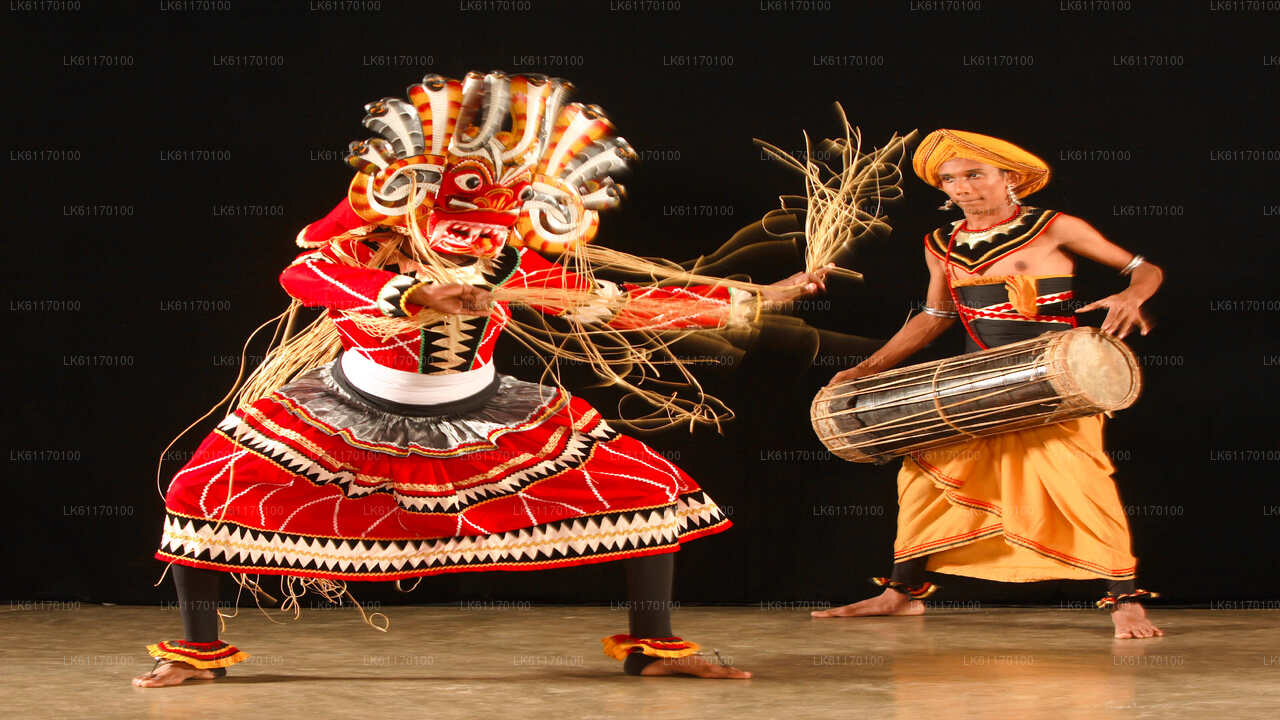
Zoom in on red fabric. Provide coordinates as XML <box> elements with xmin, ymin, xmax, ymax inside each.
<box><xmin>279</xmin><ymin>236</ymin><xmax>436</xmax><ymax>372</ymax></box>
<box><xmin>511</xmin><ymin>247</ymin><xmax>736</xmax><ymax>330</ymax></box>
<box><xmin>154</xmin><ymin>223</ymin><xmax>740</xmax><ymax>581</ymax></box>
<box><xmin>157</xmin><ymin>386</ymin><xmax>730</xmax><ymax>580</ymax></box>
<box><xmin>279</xmin><ymin>239</ymin><xmax>739</xmax><ymax>373</ymax></box>
<box><xmin>298</xmin><ymin>197</ymin><xmax>366</xmax><ymax>247</ymax></box>
<box><xmin>280</xmin><ymin>237</ymin><xmax>409</xmax><ymax>315</ymax></box>
<box><xmin>612</xmin><ymin>283</ymin><xmax>734</xmax><ymax>330</ymax></box>
<box><xmin>165</xmin><ymin>394</ymin><xmax>685</xmax><ymax>539</ymax></box>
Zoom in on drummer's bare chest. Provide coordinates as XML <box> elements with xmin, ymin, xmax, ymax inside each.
<box><xmin>949</xmin><ymin>230</ymin><xmax>1074</xmax><ymax>281</ymax></box>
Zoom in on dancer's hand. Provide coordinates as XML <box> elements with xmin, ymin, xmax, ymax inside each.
<box><xmin>1075</xmin><ymin>292</ymin><xmax>1152</xmax><ymax>339</ymax></box>
<box><xmin>760</xmin><ymin>263</ymin><xmax>834</xmax><ymax>302</ymax></box>
<box><xmin>408</xmin><ymin>284</ymin><xmax>494</xmax><ymax>316</ymax></box>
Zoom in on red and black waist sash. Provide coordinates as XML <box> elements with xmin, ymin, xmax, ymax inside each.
<box><xmin>951</xmin><ymin>276</ymin><xmax>1077</xmax><ymax>350</ymax></box>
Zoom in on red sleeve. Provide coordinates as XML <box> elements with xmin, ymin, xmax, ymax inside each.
<box><xmin>508</xmin><ymin>248</ymin><xmax>750</xmax><ymax>330</ymax></box>
<box><xmin>507</xmin><ymin>247</ymin><xmax>594</xmax><ymax>292</ymax></box>
<box><xmin>279</xmin><ymin>236</ymin><xmax>428</xmax><ymax>318</ymax></box>
<box><xmin>610</xmin><ymin>283</ymin><xmax>740</xmax><ymax>330</ymax></box>
<box><xmin>296</xmin><ymin>197</ymin><xmax>367</xmax><ymax>248</ymax></box>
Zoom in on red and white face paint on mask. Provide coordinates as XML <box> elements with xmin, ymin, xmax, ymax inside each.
<box><xmin>425</xmin><ymin>161</ymin><xmax>531</xmax><ymax>258</ymax></box>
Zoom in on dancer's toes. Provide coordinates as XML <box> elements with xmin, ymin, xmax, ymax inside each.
<box><xmin>1111</xmin><ymin>603</ymin><xmax>1163</xmax><ymax>639</ymax></box>
<box><xmin>132</xmin><ymin>660</ymin><xmax>217</xmax><ymax>688</ymax></box>
<box><xmin>639</xmin><ymin>654</ymin><xmax>752</xmax><ymax>679</ymax></box>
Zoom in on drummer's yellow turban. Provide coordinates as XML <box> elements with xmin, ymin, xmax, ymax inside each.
<box><xmin>913</xmin><ymin>129</ymin><xmax>1050</xmax><ymax>198</ymax></box>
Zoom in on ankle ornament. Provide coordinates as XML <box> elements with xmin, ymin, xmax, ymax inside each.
<box><xmin>1096</xmin><ymin>589</ymin><xmax>1159</xmax><ymax>610</ymax></box>
<box><xmin>145</xmin><ymin>639</ymin><xmax>249</xmax><ymax>670</ymax></box>
<box><xmin>871</xmin><ymin>577</ymin><xmax>939</xmax><ymax>599</ymax></box>
<box><xmin>601</xmin><ymin>634</ymin><xmax>700</xmax><ymax>660</ymax></box>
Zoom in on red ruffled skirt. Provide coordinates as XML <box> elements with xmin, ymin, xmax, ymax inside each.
<box><xmin>156</xmin><ymin>361</ymin><xmax>730</xmax><ymax>580</ymax></box>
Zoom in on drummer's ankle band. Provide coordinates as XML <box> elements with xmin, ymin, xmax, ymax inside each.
<box><xmin>1096</xmin><ymin>589</ymin><xmax>1158</xmax><ymax>610</ymax></box>
<box><xmin>872</xmin><ymin>577</ymin><xmax>939</xmax><ymax>599</ymax></box>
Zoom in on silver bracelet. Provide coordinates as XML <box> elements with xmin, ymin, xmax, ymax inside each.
<box><xmin>922</xmin><ymin>305</ymin><xmax>959</xmax><ymax>319</ymax></box>
<box><xmin>1120</xmin><ymin>255</ymin><xmax>1145</xmax><ymax>276</ymax></box>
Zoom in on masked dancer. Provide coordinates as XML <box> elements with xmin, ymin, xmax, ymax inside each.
<box><xmin>133</xmin><ymin>71</ymin><xmax>831</xmax><ymax>687</ymax></box>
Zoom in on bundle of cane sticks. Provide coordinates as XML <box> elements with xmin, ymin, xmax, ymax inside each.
<box><xmin>756</xmin><ymin>103</ymin><xmax>916</xmax><ymax>279</ymax></box>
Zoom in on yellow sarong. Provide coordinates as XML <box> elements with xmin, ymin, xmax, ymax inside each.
<box><xmin>895</xmin><ymin>414</ymin><xmax>1136</xmax><ymax>582</ymax></box>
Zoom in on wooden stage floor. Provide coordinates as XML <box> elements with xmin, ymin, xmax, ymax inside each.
<box><xmin>2</xmin><ymin>604</ymin><xmax>1276</xmax><ymax>719</ymax></box>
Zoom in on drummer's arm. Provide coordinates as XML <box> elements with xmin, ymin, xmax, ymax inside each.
<box><xmin>826</xmin><ymin>250</ymin><xmax>955</xmax><ymax>386</ymax></box>
<box><xmin>1056</xmin><ymin>214</ymin><xmax>1163</xmax><ymax>338</ymax></box>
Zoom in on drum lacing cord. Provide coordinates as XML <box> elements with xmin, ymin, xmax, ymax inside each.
<box><xmin>928</xmin><ymin>360</ymin><xmax>980</xmax><ymax>439</ymax></box>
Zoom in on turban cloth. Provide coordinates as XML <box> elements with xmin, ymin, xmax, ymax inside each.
<box><xmin>912</xmin><ymin>129</ymin><xmax>1050</xmax><ymax>198</ymax></box>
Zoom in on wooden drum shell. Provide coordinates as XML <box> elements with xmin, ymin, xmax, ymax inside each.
<box><xmin>810</xmin><ymin>328</ymin><xmax>1142</xmax><ymax>464</ymax></box>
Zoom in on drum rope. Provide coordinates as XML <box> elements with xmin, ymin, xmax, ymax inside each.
<box><xmin>822</xmin><ymin>390</ymin><xmax>1055</xmax><ymax>430</ymax></box>
<box><xmin>819</xmin><ymin>345</ymin><xmax>1042</xmax><ymax>402</ymax></box>
<box><xmin>824</xmin><ymin>380</ymin><xmax>1069</xmax><ymax>445</ymax></box>
<box><xmin>816</xmin><ymin>352</ymin><xmax>1062</xmax><ymax>414</ymax></box>
<box><xmin>928</xmin><ymin>359</ymin><xmax>978</xmax><ymax>439</ymax></box>
<box><xmin>819</xmin><ymin>362</ymin><xmax>1046</xmax><ymax>407</ymax></box>
<box><xmin>828</xmin><ymin>398</ymin><xmax>1065</xmax><ymax>447</ymax></box>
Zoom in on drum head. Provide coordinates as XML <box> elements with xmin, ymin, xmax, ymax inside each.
<box><xmin>810</xmin><ymin>385</ymin><xmax>879</xmax><ymax>463</ymax></box>
<box><xmin>1059</xmin><ymin>328</ymin><xmax>1142</xmax><ymax>411</ymax></box>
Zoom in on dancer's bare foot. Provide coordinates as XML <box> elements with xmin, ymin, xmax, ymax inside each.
<box><xmin>1111</xmin><ymin>603</ymin><xmax>1163</xmax><ymax>639</ymax></box>
<box><xmin>131</xmin><ymin>660</ymin><xmax>218</xmax><ymax>688</ymax></box>
<box><xmin>810</xmin><ymin>588</ymin><xmax>926</xmax><ymax>618</ymax></box>
<box><xmin>639</xmin><ymin>654</ymin><xmax>752</xmax><ymax>679</ymax></box>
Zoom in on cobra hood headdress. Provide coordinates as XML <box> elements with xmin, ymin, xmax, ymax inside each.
<box><xmin>332</xmin><ymin>70</ymin><xmax>634</xmax><ymax>258</ymax></box>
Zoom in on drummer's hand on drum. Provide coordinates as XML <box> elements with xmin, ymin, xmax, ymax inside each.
<box><xmin>827</xmin><ymin>364</ymin><xmax>873</xmax><ymax>387</ymax></box>
<box><xmin>1075</xmin><ymin>292</ymin><xmax>1152</xmax><ymax>339</ymax></box>
<box><xmin>760</xmin><ymin>263</ymin><xmax>834</xmax><ymax>303</ymax></box>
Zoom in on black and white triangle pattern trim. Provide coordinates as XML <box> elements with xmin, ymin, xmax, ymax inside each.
<box><xmin>377</xmin><ymin>275</ymin><xmax>419</xmax><ymax>317</ymax></box>
<box><xmin>159</xmin><ymin>492</ymin><xmax>727</xmax><ymax>577</ymax></box>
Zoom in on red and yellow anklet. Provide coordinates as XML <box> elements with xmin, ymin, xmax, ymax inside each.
<box><xmin>146</xmin><ymin>640</ymin><xmax>250</xmax><ymax>670</ymax></box>
<box><xmin>601</xmin><ymin>634</ymin><xmax>700</xmax><ymax>661</ymax></box>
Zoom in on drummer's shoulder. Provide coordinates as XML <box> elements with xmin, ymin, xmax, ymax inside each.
<box><xmin>1039</xmin><ymin>211</ymin><xmax>1105</xmax><ymax>243</ymax></box>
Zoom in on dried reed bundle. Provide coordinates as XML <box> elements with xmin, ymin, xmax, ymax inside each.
<box><xmin>756</xmin><ymin>103</ymin><xmax>916</xmax><ymax>276</ymax></box>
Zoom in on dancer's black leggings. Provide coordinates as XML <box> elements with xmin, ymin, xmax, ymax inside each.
<box><xmin>173</xmin><ymin>564</ymin><xmax>221</xmax><ymax>642</ymax></box>
<box><xmin>889</xmin><ymin>556</ymin><xmax>1137</xmax><ymax>596</ymax></box>
<box><xmin>172</xmin><ymin>553</ymin><xmax>677</xmax><ymax>673</ymax></box>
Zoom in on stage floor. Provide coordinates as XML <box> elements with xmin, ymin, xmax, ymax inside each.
<box><xmin>2</xmin><ymin>605</ymin><xmax>1276</xmax><ymax>719</ymax></box>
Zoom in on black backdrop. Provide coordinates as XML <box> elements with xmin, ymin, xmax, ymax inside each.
<box><xmin>8</xmin><ymin>1</ymin><xmax>1277</xmax><ymax>609</ymax></box>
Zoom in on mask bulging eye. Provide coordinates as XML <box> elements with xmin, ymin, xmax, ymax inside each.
<box><xmin>518</xmin><ymin>187</ymin><xmax>535</xmax><ymax>202</ymax></box>
<box><xmin>455</xmin><ymin>173</ymin><xmax>482</xmax><ymax>191</ymax></box>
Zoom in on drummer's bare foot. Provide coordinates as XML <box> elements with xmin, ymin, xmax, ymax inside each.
<box><xmin>639</xmin><ymin>655</ymin><xmax>752</xmax><ymax>679</ymax></box>
<box><xmin>810</xmin><ymin>588</ymin><xmax>926</xmax><ymax>618</ymax></box>
<box><xmin>132</xmin><ymin>660</ymin><xmax>218</xmax><ymax>688</ymax></box>
<box><xmin>1111</xmin><ymin>603</ymin><xmax>1163</xmax><ymax>639</ymax></box>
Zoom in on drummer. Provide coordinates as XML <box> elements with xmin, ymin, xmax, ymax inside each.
<box><xmin>812</xmin><ymin>130</ymin><xmax>1164</xmax><ymax>639</ymax></box>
